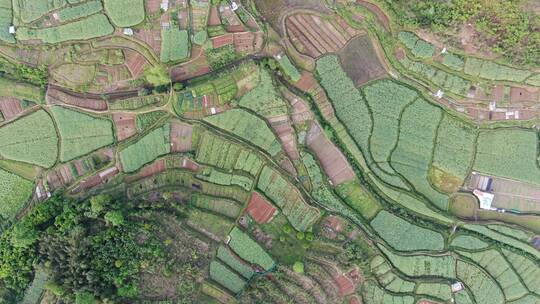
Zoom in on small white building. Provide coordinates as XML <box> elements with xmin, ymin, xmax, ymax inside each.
<box><xmin>473</xmin><ymin>189</ymin><xmax>495</xmax><ymax>210</ymax></box>
<box><xmin>8</xmin><ymin>25</ymin><xmax>15</xmax><ymax>34</ymax></box>
<box><xmin>231</xmin><ymin>1</ymin><xmax>239</xmax><ymax>11</ymax></box>
<box><xmin>161</xmin><ymin>0</ymin><xmax>169</xmax><ymax>11</ymax></box>
<box><xmin>122</xmin><ymin>28</ymin><xmax>134</xmax><ymax>36</ymax></box>
<box><xmin>451</xmin><ymin>282</ymin><xmax>464</xmax><ymax>293</ymax></box>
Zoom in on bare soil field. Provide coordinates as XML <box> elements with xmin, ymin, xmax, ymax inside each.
<box><xmin>281</xmin><ymin>89</ymin><xmax>313</xmax><ymax>125</ymax></box>
<box><xmin>306</xmin><ymin>122</ymin><xmax>355</xmax><ymax>185</ymax></box>
<box><xmin>146</xmin><ymin>0</ymin><xmax>161</xmax><ymax>14</ymax></box>
<box><xmin>124</xmin><ymin>49</ymin><xmax>150</xmax><ymax>79</ymax></box>
<box><xmin>233</xmin><ymin>32</ymin><xmax>256</xmax><ymax>53</ymax></box>
<box><xmin>125</xmin><ymin>159</ymin><xmax>167</xmax><ymax>183</ymax></box>
<box><xmin>286</xmin><ymin>13</ymin><xmax>359</xmax><ymax>58</ymax></box>
<box><xmin>268</xmin><ymin>115</ymin><xmax>300</xmax><ymax>160</ymax></box>
<box><xmin>253</xmin><ymin>0</ymin><xmax>329</xmax><ymax>34</ymax></box>
<box><xmin>510</xmin><ymin>86</ymin><xmax>539</xmax><ymax>103</ymax></box>
<box><xmin>246</xmin><ymin>192</ymin><xmax>278</xmax><ymax>223</ymax></box>
<box><xmin>170</xmin><ymin>122</ymin><xmax>193</xmax><ymax>152</ymax></box>
<box><xmin>338</xmin><ymin>35</ymin><xmax>387</xmax><ymax>86</ymax></box>
<box><xmin>208</xmin><ymin>6</ymin><xmax>221</xmax><ymax>26</ymax></box>
<box><xmin>170</xmin><ymin>48</ymin><xmax>211</xmax><ymax>81</ymax></box>
<box><xmin>211</xmin><ymin>34</ymin><xmax>234</xmax><ymax>48</ymax></box>
<box><xmin>0</xmin><ymin>97</ymin><xmax>24</xmax><ymax>121</ymax></box>
<box><xmin>46</xmin><ymin>87</ymin><xmax>108</xmax><ymax>111</ymax></box>
<box><xmin>136</xmin><ymin>28</ymin><xmax>162</xmax><ymax>56</ymax></box>
<box><xmin>113</xmin><ymin>113</ymin><xmax>137</xmax><ymax>141</ymax></box>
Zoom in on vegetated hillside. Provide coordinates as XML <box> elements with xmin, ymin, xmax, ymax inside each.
<box><xmin>382</xmin><ymin>0</ymin><xmax>540</xmax><ymax>66</ymax></box>
<box><xmin>0</xmin><ymin>0</ymin><xmax>539</xmax><ymax>303</ymax></box>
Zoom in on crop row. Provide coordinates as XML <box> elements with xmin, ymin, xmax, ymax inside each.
<box><xmin>238</xmin><ymin>68</ymin><xmax>288</xmax><ymax>117</ymax></box>
<box><xmin>191</xmin><ymin>194</ymin><xmax>242</xmax><ymax>219</ymax></box>
<box><xmin>17</xmin><ymin>14</ymin><xmax>114</xmax><ymax>43</ymax></box>
<box><xmin>228</xmin><ymin>227</ymin><xmax>274</xmax><ymax>271</ymax></box>
<box><xmin>119</xmin><ymin>124</ymin><xmax>171</xmax><ymax>173</ymax></box>
<box><xmin>203</xmin><ymin>108</ymin><xmax>282</xmax><ymax>156</ymax></box>
<box><xmin>257</xmin><ymin>165</ymin><xmax>321</xmax><ymax>231</ymax></box>
<box><xmin>370</xmin><ymin>210</ymin><xmax>445</xmax><ymax>251</ymax></box>
<box><xmin>195</xmin><ymin>131</ymin><xmax>263</xmax><ymax>176</ymax></box>
<box><xmin>196</xmin><ymin>168</ymin><xmax>253</xmax><ymax>191</ymax></box>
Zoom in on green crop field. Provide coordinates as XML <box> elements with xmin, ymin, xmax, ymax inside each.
<box><xmin>258</xmin><ymin>166</ymin><xmax>321</xmax><ymax>231</ymax></box>
<box><xmin>464</xmin><ymin>57</ymin><xmax>532</xmax><ymax>82</ymax></box>
<box><xmin>204</xmin><ymin>109</ymin><xmax>282</xmax><ymax>156</ymax></box>
<box><xmin>0</xmin><ymin>168</ymin><xmax>33</xmax><ymax>219</ymax></box>
<box><xmin>442</xmin><ymin>53</ymin><xmax>465</xmax><ymax>71</ymax></box>
<box><xmin>391</xmin><ymin>99</ymin><xmax>448</xmax><ymax>210</ymax></box>
<box><xmin>457</xmin><ymin>260</ymin><xmax>505</xmax><ymax>304</ymax></box>
<box><xmin>103</xmin><ymin>0</ymin><xmax>145</xmax><ymax>27</ymax></box>
<box><xmin>363</xmin><ymin>281</ymin><xmax>415</xmax><ymax>304</ymax></box>
<box><xmin>209</xmin><ymin>260</ymin><xmax>246</xmax><ymax>294</ymax></box>
<box><xmin>0</xmin><ymin>110</ymin><xmax>58</xmax><ymax>168</ymax></box>
<box><xmin>191</xmin><ymin>194</ymin><xmax>241</xmax><ymax>219</ymax></box>
<box><xmin>379</xmin><ymin>245</ymin><xmax>456</xmax><ymax>278</ymax></box>
<box><xmin>433</xmin><ymin>114</ymin><xmax>477</xmax><ymax>180</ymax></box>
<box><xmin>51</xmin><ymin>107</ymin><xmax>114</xmax><ymax>162</ymax></box>
<box><xmin>277</xmin><ymin>55</ymin><xmax>301</xmax><ymax>82</ymax></box>
<box><xmin>196</xmin><ymin>131</ymin><xmax>263</xmax><ymax>176</ymax></box>
<box><xmin>17</xmin><ymin>14</ymin><xmax>114</xmax><ymax>43</ymax></box>
<box><xmin>487</xmin><ymin>224</ymin><xmax>531</xmax><ymax>242</ymax></box>
<box><xmin>216</xmin><ymin>246</ymin><xmax>254</xmax><ymax>279</ymax></box>
<box><xmin>502</xmin><ymin>249</ymin><xmax>540</xmax><ymax>295</ymax></box>
<box><xmin>459</xmin><ymin>249</ymin><xmax>528</xmax><ymax>301</ymax></box>
<box><xmin>196</xmin><ymin>169</ymin><xmax>253</xmax><ymax>191</ymax></box>
<box><xmin>239</xmin><ymin>68</ymin><xmax>288</xmax><ymax>117</ymax></box>
<box><xmin>450</xmin><ymin>235</ymin><xmax>488</xmax><ymax>250</ymax></box>
<box><xmin>371</xmin><ymin>210</ymin><xmax>445</xmax><ymax>251</ymax></box>
<box><xmin>14</xmin><ymin>0</ymin><xmax>66</xmax><ymax>23</ymax></box>
<box><xmin>136</xmin><ymin>111</ymin><xmax>167</xmax><ymax>133</ymax></box>
<box><xmin>57</xmin><ymin>0</ymin><xmax>102</xmax><ymax>22</ymax></box>
<box><xmin>228</xmin><ymin>227</ymin><xmax>275</xmax><ymax>271</ymax></box>
<box><xmin>119</xmin><ymin>124</ymin><xmax>171</xmax><ymax>173</ymax></box>
<box><xmin>398</xmin><ymin>31</ymin><xmax>435</xmax><ymax>59</ymax></box>
<box><xmin>474</xmin><ymin>129</ymin><xmax>540</xmax><ymax>185</ymax></box>
<box><xmin>0</xmin><ymin>0</ymin><xmax>14</xmax><ymax>43</ymax></box>
<box><xmin>363</xmin><ymin>79</ymin><xmax>417</xmax><ymax>175</ymax></box>
<box><xmin>416</xmin><ymin>283</ymin><xmax>452</xmax><ymax>301</ymax></box>
<box><xmin>160</xmin><ymin>28</ymin><xmax>190</xmax><ymax>63</ymax></box>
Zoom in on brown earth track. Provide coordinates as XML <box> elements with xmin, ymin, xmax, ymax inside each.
<box><xmin>46</xmin><ymin>87</ymin><xmax>108</xmax><ymax>111</ymax></box>
<box><xmin>356</xmin><ymin>0</ymin><xmax>390</xmax><ymax>32</ymax></box>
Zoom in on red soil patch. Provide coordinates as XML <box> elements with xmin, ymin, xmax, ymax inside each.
<box><xmin>145</xmin><ymin>0</ymin><xmax>161</xmax><ymax>14</ymax></box>
<box><xmin>294</xmin><ymin>72</ymin><xmax>335</xmax><ymax>119</ymax></box>
<box><xmin>280</xmin><ymin>157</ymin><xmax>298</xmax><ymax>177</ymax></box>
<box><xmin>246</xmin><ymin>192</ymin><xmax>277</xmax><ymax>224</ymax></box>
<box><xmin>0</xmin><ymin>97</ymin><xmax>23</xmax><ymax>121</ymax></box>
<box><xmin>233</xmin><ymin>32</ymin><xmax>256</xmax><ymax>53</ymax></box>
<box><xmin>349</xmin><ymin>296</ymin><xmax>363</xmax><ymax>304</ymax></box>
<box><xmin>334</xmin><ymin>273</ymin><xmax>355</xmax><ymax>296</ymax></box>
<box><xmin>510</xmin><ymin>87</ymin><xmax>538</xmax><ymax>103</ymax></box>
<box><xmin>323</xmin><ymin>216</ymin><xmax>344</xmax><ymax>232</ymax></box>
<box><xmin>46</xmin><ymin>87</ymin><xmax>107</xmax><ymax>111</ymax></box>
<box><xmin>306</xmin><ymin>123</ymin><xmax>355</xmax><ymax>185</ymax></box>
<box><xmin>490</xmin><ymin>85</ymin><xmax>505</xmax><ymax>102</ymax></box>
<box><xmin>208</xmin><ymin>6</ymin><xmax>221</xmax><ymax>26</ymax></box>
<box><xmin>211</xmin><ymin>34</ymin><xmax>234</xmax><ymax>48</ymax></box>
<box><xmin>46</xmin><ymin>165</ymin><xmax>75</xmax><ymax>190</ymax></box>
<box><xmin>170</xmin><ymin>122</ymin><xmax>193</xmax><ymax>152</ymax></box>
<box><xmin>286</xmin><ymin>13</ymin><xmax>358</xmax><ymax>58</ymax></box>
<box><xmin>124</xmin><ymin>49</ymin><xmax>150</xmax><ymax>78</ymax></box>
<box><xmin>226</xmin><ymin>25</ymin><xmax>246</xmax><ymax>32</ymax></box>
<box><xmin>356</xmin><ymin>0</ymin><xmax>390</xmax><ymax>31</ymax></box>
<box><xmin>73</xmin><ymin>166</ymin><xmax>119</xmax><ymax>194</ymax></box>
<box><xmin>113</xmin><ymin>112</ymin><xmax>136</xmax><ymax>141</ymax></box>
<box><xmin>395</xmin><ymin>47</ymin><xmax>406</xmax><ymax>60</ymax></box>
